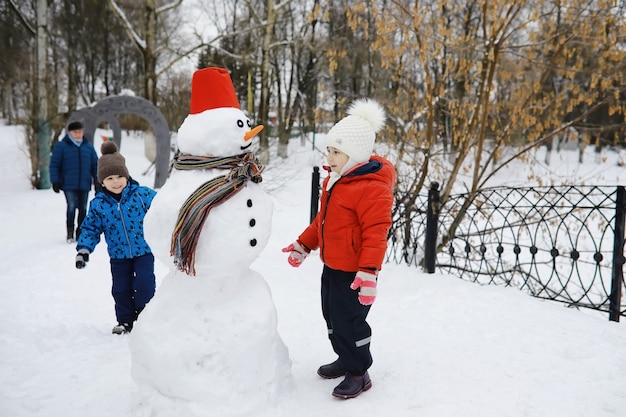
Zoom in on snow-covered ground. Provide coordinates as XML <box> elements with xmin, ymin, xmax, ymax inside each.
<box><xmin>1</xmin><ymin>121</ymin><xmax>626</xmax><ymax>416</ymax></box>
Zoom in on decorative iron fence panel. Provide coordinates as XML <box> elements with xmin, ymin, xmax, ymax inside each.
<box><xmin>387</xmin><ymin>191</ymin><xmax>430</xmax><ymax>267</ymax></box>
<box><xmin>385</xmin><ymin>184</ymin><xmax>626</xmax><ymax>320</ymax></box>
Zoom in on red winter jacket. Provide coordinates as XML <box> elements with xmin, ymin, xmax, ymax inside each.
<box><xmin>298</xmin><ymin>155</ymin><xmax>395</xmax><ymax>272</ymax></box>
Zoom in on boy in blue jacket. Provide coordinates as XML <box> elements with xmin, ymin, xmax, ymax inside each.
<box><xmin>75</xmin><ymin>141</ymin><xmax>157</xmax><ymax>334</ymax></box>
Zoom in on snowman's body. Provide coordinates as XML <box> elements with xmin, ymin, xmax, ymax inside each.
<box><xmin>144</xmin><ymin>167</ymin><xmax>272</xmax><ymax>277</ymax></box>
<box><xmin>129</xmin><ymin>69</ymin><xmax>291</xmax><ymax>416</ymax></box>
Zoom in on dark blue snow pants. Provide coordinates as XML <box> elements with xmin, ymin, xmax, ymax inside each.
<box><xmin>110</xmin><ymin>253</ymin><xmax>156</xmax><ymax>324</ymax></box>
<box><xmin>320</xmin><ymin>265</ymin><xmax>373</xmax><ymax>376</ymax></box>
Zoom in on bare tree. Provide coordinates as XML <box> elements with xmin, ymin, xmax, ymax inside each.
<box><xmin>247</xmin><ymin>0</ymin><xmax>296</xmax><ymax>162</ymax></box>
<box><xmin>195</xmin><ymin>0</ymin><xmax>316</xmax><ymax>162</ymax></box>
<box><xmin>107</xmin><ymin>0</ymin><xmax>205</xmax><ymax>104</ymax></box>
<box><xmin>361</xmin><ymin>0</ymin><xmax>625</xmax><ymax>256</ymax></box>
<box><xmin>34</xmin><ymin>0</ymin><xmax>50</xmax><ymax>189</ymax></box>
<box><xmin>8</xmin><ymin>0</ymin><xmax>52</xmax><ymax>189</ymax></box>
<box><xmin>51</xmin><ymin>0</ymin><xmax>141</xmax><ymax>107</ymax></box>
<box><xmin>270</xmin><ymin>0</ymin><xmax>322</xmax><ymax>158</ymax></box>
<box><xmin>1</xmin><ymin>0</ymin><xmax>32</xmax><ymax>123</ymax></box>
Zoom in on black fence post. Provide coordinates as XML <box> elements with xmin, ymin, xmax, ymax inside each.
<box><xmin>609</xmin><ymin>186</ymin><xmax>625</xmax><ymax>322</ymax></box>
<box><xmin>424</xmin><ymin>182</ymin><xmax>440</xmax><ymax>273</ymax></box>
<box><xmin>310</xmin><ymin>166</ymin><xmax>320</xmax><ymax>224</ymax></box>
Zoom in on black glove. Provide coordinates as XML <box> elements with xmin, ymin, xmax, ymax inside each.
<box><xmin>76</xmin><ymin>249</ymin><xmax>90</xmax><ymax>269</ymax></box>
<box><xmin>52</xmin><ymin>183</ymin><xmax>61</xmax><ymax>193</ymax></box>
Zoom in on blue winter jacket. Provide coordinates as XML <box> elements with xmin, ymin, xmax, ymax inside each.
<box><xmin>50</xmin><ymin>135</ymin><xmax>99</xmax><ymax>191</ymax></box>
<box><xmin>77</xmin><ymin>179</ymin><xmax>157</xmax><ymax>259</ymax></box>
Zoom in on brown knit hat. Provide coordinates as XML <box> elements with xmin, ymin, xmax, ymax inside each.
<box><xmin>98</xmin><ymin>141</ymin><xmax>130</xmax><ymax>183</ymax></box>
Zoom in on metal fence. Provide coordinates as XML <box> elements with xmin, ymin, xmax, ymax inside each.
<box><xmin>387</xmin><ymin>183</ymin><xmax>626</xmax><ymax>321</ymax></box>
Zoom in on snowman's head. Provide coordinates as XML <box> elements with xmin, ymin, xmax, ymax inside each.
<box><xmin>176</xmin><ymin>67</ymin><xmax>263</xmax><ymax>157</ymax></box>
<box><xmin>176</xmin><ymin>108</ymin><xmax>263</xmax><ymax>156</ymax></box>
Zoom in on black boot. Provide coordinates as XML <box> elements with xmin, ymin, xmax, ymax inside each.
<box><xmin>112</xmin><ymin>322</ymin><xmax>133</xmax><ymax>334</ymax></box>
<box><xmin>332</xmin><ymin>371</ymin><xmax>372</xmax><ymax>399</ymax></box>
<box><xmin>317</xmin><ymin>359</ymin><xmax>347</xmax><ymax>379</ymax></box>
<box><xmin>66</xmin><ymin>225</ymin><xmax>75</xmax><ymax>243</ymax></box>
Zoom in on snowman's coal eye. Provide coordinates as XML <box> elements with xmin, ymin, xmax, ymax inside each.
<box><xmin>237</xmin><ymin>120</ymin><xmax>244</xmax><ymax>128</ymax></box>
<box><xmin>247</xmin><ymin>119</ymin><xmax>252</xmax><ymax>128</ymax></box>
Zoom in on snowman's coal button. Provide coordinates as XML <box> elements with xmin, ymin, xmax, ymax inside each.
<box><xmin>247</xmin><ymin>199</ymin><xmax>253</xmax><ymax>207</ymax></box>
<box><xmin>250</xmin><ymin>238</ymin><xmax>257</xmax><ymax>247</ymax></box>
<box><xmin>249</xmin><ymin>218</ymin><xmax>256</xmax><ymax>227</ymax></box>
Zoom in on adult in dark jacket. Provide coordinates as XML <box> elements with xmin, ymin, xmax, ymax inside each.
<box><xmin>49</xmin><ymin>121</ymin><xmax>99</xmax><ymax>242</ymax></box>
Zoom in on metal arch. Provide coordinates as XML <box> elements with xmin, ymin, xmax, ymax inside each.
<box><xmin>66</xmin><ymin>96</ymin><xmax>171</xmax><ymax>188</ymax></box>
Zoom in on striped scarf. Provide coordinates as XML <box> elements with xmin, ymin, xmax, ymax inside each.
<box><xmin>170</xmin><ymin>152</ymin><xmax>264</xmax><ymax>275</ymax></box>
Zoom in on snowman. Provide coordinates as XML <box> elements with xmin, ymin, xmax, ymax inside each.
<box><xmin>129</xmin><ymin>67</ymin><xmax>292</xmax><ymax>417</ymax></box>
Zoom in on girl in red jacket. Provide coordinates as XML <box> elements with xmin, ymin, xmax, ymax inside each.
<box><xmin>283</xmin><ymin>99</ymin><xmax>395</xmax><ymax>399</ymax></box>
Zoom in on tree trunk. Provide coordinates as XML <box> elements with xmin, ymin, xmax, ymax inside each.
<box><xmin>257</xmin><ymin>0</ymin><xmax>277</xmax><ymax>165</ymax></box>
<box><xmin>277</xmin><ymin>127</ymin><xmax>290</xmax><ymax>159</ymax></box>
<box><xmin>144</xmin><ymin>0</ymin><xmax>157</xmax><ymax>104</ymax></box>
<box><xmin>36</xmin><ymin>0</ymin><xmax>51</xmax><ymax>189</ymax></box>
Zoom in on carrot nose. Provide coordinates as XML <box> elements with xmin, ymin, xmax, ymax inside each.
<box><xmin>244</xmin><ymin>125</ymin><xmax>264</xmax><ymax>142</ymax></box>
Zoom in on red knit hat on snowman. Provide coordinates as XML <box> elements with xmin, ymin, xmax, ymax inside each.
<box><xmin>189</xmin><ymin>67</ymin><xmax>240</xmax><ymax>115</ymax></box>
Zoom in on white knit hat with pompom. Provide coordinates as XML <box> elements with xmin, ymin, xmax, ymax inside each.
<box><xmin>324</xmin><ymin>99</ymin><xmax>386</xmax><ymax>163</ymax></box>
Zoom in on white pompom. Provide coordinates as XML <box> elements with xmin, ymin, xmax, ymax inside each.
<box><xmin>347</xmin><ymin>99</ymin><xmax>386</xmax><ymax>133</ymax></box>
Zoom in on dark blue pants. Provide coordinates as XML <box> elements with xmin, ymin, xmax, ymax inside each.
<box><xmin>321</xmin><ymin>265</ymin><xmax>373</xmax><ymax>376</ymax></box>
<box><xmin>63</xmin><ymin>189</ymin><xmax>89</xmax><ymax>229</ymax></box>
<box><xmin>110</xmin><ymin>253</ymin><xmax>156</xmax><ymax>324</ymax></box>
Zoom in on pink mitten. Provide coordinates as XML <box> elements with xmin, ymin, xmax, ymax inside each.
<box><xmin>281</xmin><ymin>241</ymin><xmax>310</xmax><ymax>267</ymax></box>
<box><xmin>350</xmin><ymin>271</ymin><xmax>378</xmax><ymax>305</ymax></box>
